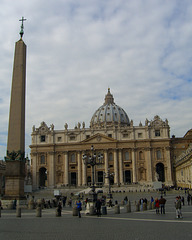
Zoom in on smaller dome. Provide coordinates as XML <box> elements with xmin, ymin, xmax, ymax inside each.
<box><xmin>90</xmin><ymin>89</ymin><xmax>130</xmax><ymax>128</ymax></box>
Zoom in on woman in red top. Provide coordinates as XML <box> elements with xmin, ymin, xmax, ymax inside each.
<box><xmin>155</xmin><ymin>198</ymin><xmax>160</xmax><ymax>214</ymax></box>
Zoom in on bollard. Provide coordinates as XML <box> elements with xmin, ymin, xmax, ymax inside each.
<box><xmin>143</xmin><ymin>203</ymin><xmax>147</xmax><ymax>211</ymax></box>
<box><xmin>126</xmin><ymin>201</ymin><xmax>131</xmax><ymax>213</ymax></box>
<box><xmin>8</xmin><ymin>202</ymin><xmax>14</xmax><ymax>210</ymax></box>
<box><xmin>72</xmin><ymin>206</ymin><xmax>78</xmax><ymax>216</ymax></box>
<box><xmin>36</xmin><ymin>207</ymin><xmax>42</xmax><ymax>217</ymax></box>
<box><xmin>16</xmin><ymin>207</ymin><xmax>21</xmax><ymax>217</ymax></box>
<box><xmin>89</xmin><ymin>206</ymin><xmax>95</xmax><ymax>215</ymax></box>
<box><xmin>101</xmin><ymin>206</ymin><xmax>107</xmax><ymax>215</ymax></box>
<box><xmin>114</xmin><ymin>204</ymin><xmax>120</xmax><ymax>214</ymax></box>
<box><xmin>149</xmin><ymin>202</ymin><xmax>152</xmax><ymax>210</ymax></box>
<box><xmin>28</xmin><ymin>199</ymin><xmax>34</xmax><ymax>210</ymax></box>
<box><xmin>136</xmin><ymin>203</ymin><xmax>140</xmax><ymax>212</ymax></box>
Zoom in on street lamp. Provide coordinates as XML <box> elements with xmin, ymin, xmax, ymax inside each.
<box><xmin>104</xmin><ymin>168</ymin><xmax>114</xmax><ymax>199</ymax></box>
<box><xmin>82</xmin><ymin>145</ymin><xmax>103</xmax><ymax>202</ymax></box>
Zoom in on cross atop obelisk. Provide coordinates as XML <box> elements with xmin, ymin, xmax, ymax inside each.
<box><xmin>19</xmin><ymin>16</ymin><xmax>26</xmax><ymax>39</ymax></box>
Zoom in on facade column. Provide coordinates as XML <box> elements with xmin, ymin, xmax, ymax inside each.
<box><xmin>82</xmin><ymin>158</ymin><xmax>87</xmax><ymax>186</ymax></box>
<box><xmin>77</xmin><ymin>151</ymin><xmax>82</xmax><ymax>186</ymax></box>
<box><xmin>64</xmin><ymin>151</ymin><xmax>69</xmax><ymax>186</ymax></box>
<box><xmin>165</xmin><ymin>147</ymin><xmax>173</xmax><ymax>185</ymax></box>
<box><xmin>114</xmin><ymin>150</ymin><xmax>119</xmax><ymax>185</ymax></box>
<box><xmin>118</xmin><ymin>149</ymin><xmax>124</xmax><ymax>185</ymax></box>
<box><xmin>132</xmin><ymin>148</ymin><xmax>137</xmax><ymax>183</ymax></box>
<box><xmin>31</xmin><ymin>152</ymin><xmax>37</xmax><ymax>190</ymax></box>
<box><xmin>104</xmin><ymin>150</ymin><xmax>109</xmax><ymax>185</ymax></box>
<box><xmin>146</xmin><ymin>147</ymin><xmax>153</xmax><ymax>183</ymax></box>
<box><xmin>49</xmin><ymin>152</ymin><xmax>55</xmax><ymax>188</ymax></box>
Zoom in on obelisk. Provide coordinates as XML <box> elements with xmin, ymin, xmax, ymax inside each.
<box><xmin>3</xmin><ymin>17</ymin><xmax>27</xmax><ymax>202</ymax></box>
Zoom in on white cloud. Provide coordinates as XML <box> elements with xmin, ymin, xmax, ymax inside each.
<box><xmin>1</xmin><ymin>0</ymin><xmax>192</xmax><ymax>159</ymax></box>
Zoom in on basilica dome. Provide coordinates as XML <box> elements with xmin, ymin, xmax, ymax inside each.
<box><xmin>90</xmin><ymin>89</ymin><xmax>130</xmax><ymax>128</ymax></box>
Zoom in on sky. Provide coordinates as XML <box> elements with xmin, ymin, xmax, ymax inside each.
<box><xmin>1</xmin><ymin>0</ymin><xmax>192</xmax><ymax>159</ymax></box>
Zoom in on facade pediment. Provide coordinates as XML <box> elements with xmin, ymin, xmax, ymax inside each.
<box><xmin>81</xmin><ymin>133</ymin><xmax>116</xmax><ymax>144</ymax></box>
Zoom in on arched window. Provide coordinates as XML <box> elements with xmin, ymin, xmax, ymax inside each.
<box><xmin>40</xmin><ymin>155</ymin><xmax>45</xmax><ymax>164</ymax></box>
<box><xmin>139</xmin><ymin>151</ymin><xmax>144</xmax><ymax>160</ymax></box>
<box><xmin>71</xmin><ymin>153</ymin><xmax>76</xmax><ymax>163</ymax></box>
<box><xmin>125</xmin><ymin>151</ymin><xmax>129</xmax><ymax>161</ymax></box>
<box><xmin>109</xmin><ymin>152</ymin><xmax>113</xmax><ymax>161</ymax></box>
<box><xmin>156</xmin><ymin>150</ymin><xmax>161</xmax><ymax>160</ymax></box>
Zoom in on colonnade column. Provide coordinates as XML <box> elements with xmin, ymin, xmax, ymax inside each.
<box><xmin>104</xmin><ymin>150</ymin><xmax>109</xmax><ymax>185</ymax></box>
<box><xmin>119</xmin><ymin>149</ymin><xmax>124</xmax><ymax>185</ymax></box>
<box><xmin>82</xmin><ymin>157</ymin><xmax>87</xmax><ymax>186</ymax></box>
<box><xmin>118</xmin><ymin>149</ymin><xmax>124</xmax><ymax>185</ymax></box>
<box><xmin>77</xmin><ymin>151</ymin><xmax>82</xmax><ymax>186</ymax></box>
<box><xmin>64</xmin><ymin>151</ymin><xmax>69</xmax><ymax>186</ymax></box>
<box><xmin>165</xmin><ymin>147</ymin><xmax>173</xmax><ymax>185</ymax></box>
<box><xmin>132</xmin><ymin>149</ymin><xmax>137</xmax><ymax>183</ymax></box>
<box><xmin>114</xmin><ymin>150</ymin><xmax>119</xmax><ymax>185</ymax></box>
<box><xmin>49</xmin><ymin>152</ymin><xmax>55</xmax><ymax>188</ymax></box>
<box><xmin>146</xmin><ymin>147</ymin><xmax>152</xmax><ymax>183</ymax></box>
<box><xmin>31</xmin><ymin>152</ymin><xmax>37</xmax><ymax>190</ymax></box>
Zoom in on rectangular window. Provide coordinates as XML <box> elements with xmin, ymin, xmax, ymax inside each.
<box><xmin>138</xmin><ymin>133</ymin><xmax>142</xmax><ymax>138</ymax></box>
<box><xmin>123</xmin><ymin>134</ymin><xmax>128</xmax><ymax>138</ymax></box>
<box><xmin>108</xmin><ymin>134</ymin><xmax>112</xmax><ymax>138</ymax></box>
<box><xmin>57</xmin><ymin>137</ymin><xmax>62</xmax><ymax>142</ymax></box>
<box><xmin>69</xmin><ymin>136</ymin><xmax>76</xmax><ymax>141</ymax></box>
<box><xmin>155</xmin><ymin>130</ymin><xmax>160</xmax><ymax>137</ymax></box>
<box><xmin>86</xmin><ymin>135</ymin><xmax>90</xmax><ymax>139</ymax></box>
<box><xmin>40</xmin><ymin>135</ymin><xmax>45</xmax><ymax>142</ymax></box>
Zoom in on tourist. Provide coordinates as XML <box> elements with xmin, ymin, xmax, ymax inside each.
<box><xmin>140</xmin><ymin>198</ymin><xmax>144</xmax><ymax>211</ymax></box>
<box><xmin>155</xmin><ymin>198</ymin><xmax>160</xmax><ymax>214</ymax></box>
<box><xmin>187</xmin><ymin>194</ymin><xmax>191</xmax><ymax>205</ymax></box>
<box><xmin>181</xmin><ymin>196</ymin><xmax>185</xmax><ymax>206</ymax></box>
<box><xmin>68</xmin><ymin>198</ymin><xmax>72</xmax><ymax>207</ymax></box>
<box><xmin>57</xmin><ymin>202</ymin><xmax>62</xmax><ymax>216</ymax></box>
<box><xmin>124</xmin><ymin>196</ymin><xmax>128</xmax><ymax>204</ymax></box>
<box><xmin>13</xmin><ymin>199</ymin><xmax>17</xmax><ymax>209</ymax></box>
<box><xmin>159</xmin><ymin>196</ymin><xmax>166</xmax><ymax>214</ymax></box>
<box><xmin>175</xmin><ymin>196</ymin><xmax>182</xmax><ymax>219</ymax></box>
<box><xmin>95</xmin><ymin>199</ymin><xmax>102</xmax><ymax>217</ymax></box>
<box><xmin>76</xmin><ymin>200</ymin><xmax>82</xmax><ymax>218</ymax></box>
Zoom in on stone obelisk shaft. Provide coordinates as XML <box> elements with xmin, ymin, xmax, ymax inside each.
<box><xmin>7</xmin><ymin>39</ymin><xmax>26</xmax><ymax>153</ymax></box>
<box><xmin>3</xmin><ymin>39</ymin><xmax>26</xmax><ymax>201</ymax></box>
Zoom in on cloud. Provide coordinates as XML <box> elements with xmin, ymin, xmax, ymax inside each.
<box><xmin>1</xmin><ymin>0</ymin><xmax>192</xmax><ymax>159</ymax></box>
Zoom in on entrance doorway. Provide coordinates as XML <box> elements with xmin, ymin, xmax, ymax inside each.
<box><xmin>39</xmin><ymin>167</ymin><xmax>47</xmax><ymax>187</ymax></box>
<box><xmin>125</xmin><ymin>170</ymin><xmax>131</xmax><ymax>183</ymax></box>
<box><xmin>156</xmin><ymin>163</ymin><xmax>165</xmax><ymax>182</ymax></box>
<box><xmin>70</xmin><ymin>172</ymin><xmax>77</xmax><ymax>186</ymax></box>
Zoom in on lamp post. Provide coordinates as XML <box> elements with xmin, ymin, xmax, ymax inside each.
<box><xmin>104</xmin><ymin>168</ymin><xmax>114</xmax><ymax>200</ymax></box>
<box><xmin>82</xmin><ymin>145</ymin><xmax>103</xmax><ymax>202</ymax></box>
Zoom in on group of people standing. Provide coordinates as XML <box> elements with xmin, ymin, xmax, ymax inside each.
<box><xmin>152</xmin><ymin>196</ymin><xmax>167</xmax><ymax>214</ymax></box>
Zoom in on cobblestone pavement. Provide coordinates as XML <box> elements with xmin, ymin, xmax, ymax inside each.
<box><xmin>0</xmin><ymin>191</ymin><xmax>192</xmax><ymax>240</ymax></box>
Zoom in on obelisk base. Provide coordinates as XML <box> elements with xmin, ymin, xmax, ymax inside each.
<box><xmin>3</xmin><ymin>160</ymin><xmax>26</xmax><ymax>200</ymax></box>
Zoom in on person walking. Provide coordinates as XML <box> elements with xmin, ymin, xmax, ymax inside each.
<box><xmin>159</xmin><ymin>196</ymin><xmax>166</xmax><ymax>214</ymax></box>
<box><xmin>155</xmin><ymin>198</ymin><xmax>160</xmax><ymax>214</ymax></box>
<box><xmin>187</xmin><ymin>194</ymin><xmax>191</xmax><ymax>205</ymax></box>
<box><xmin>76</xmin><ymin>200</ymin><xmax>82</xmax><ymax>218</ymax></box>
<box><xmin>95</xmin><ymin>199</ymin><xmax>102</xmax><ymax>217</ymax></box>
<box><xmin>175</xmin><ymin>196</ymin><xmax>182</xmax><ymax>219</ymax></box>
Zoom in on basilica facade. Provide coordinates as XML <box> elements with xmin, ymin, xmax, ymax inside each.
<box><xmin>30</xmin><ymin>89</ymin><xmax>192</xmax><ymax>190</ymax></box>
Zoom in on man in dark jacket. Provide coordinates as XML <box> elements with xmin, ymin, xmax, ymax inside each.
<box><xmin>159</xmin><ymin>196</ymin><xmax>166</xmax><ymax>214</ymax></box>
